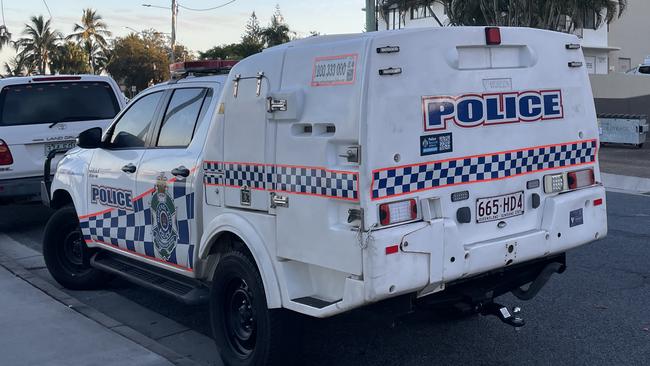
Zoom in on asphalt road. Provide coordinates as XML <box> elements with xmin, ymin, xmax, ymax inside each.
<box><xmin>1</xmin><ymin>191</ymin><xmax>649</xmax><ymax>365</ymax></box>
<box><xmin>599</xmin><ymin>142</ymin><xmax>650</xmax><ymax>179</ymax></box>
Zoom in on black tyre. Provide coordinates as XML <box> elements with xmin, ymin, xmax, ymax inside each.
<box><xmin>43</xmin><ymin>205</ymin><xmax>111</xmax><ymax>290</ymax></box>
<box><xmin>210</xmin><ymin>251</ymin><xmax>299</xmax><ymax>366</ymax></box>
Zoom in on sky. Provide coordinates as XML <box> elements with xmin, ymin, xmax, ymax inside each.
<box><xmin>0</xmin><ymin>0</ymin><xmax>366</xmax><ymax>66</ymax></box>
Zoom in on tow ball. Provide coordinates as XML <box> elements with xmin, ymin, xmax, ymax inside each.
<box><xmin>480</xmin><ymin>302</ymin><xmax>525</xmax><ymax>328</ymax></box>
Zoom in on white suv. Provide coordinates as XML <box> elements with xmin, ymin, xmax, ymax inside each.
<box><xmin>0</xmin><ymin>75</ymin><xmax>125</xmax><ymax>203</ymax></box>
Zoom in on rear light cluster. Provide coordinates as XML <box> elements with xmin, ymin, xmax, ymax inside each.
<box><xmin>544</xmin><ymin>168</ymin><xmax>595</xmax><ymax>194</ymax></box>
<box><xmin>379</xmin><ymin>199</ymin><xmax>417</xmax><ymax>226</ymax></box>
<box><xmin>0</xmin><ymin>139</ymin><xmax>13</xmax><ymax>166</ymax></box>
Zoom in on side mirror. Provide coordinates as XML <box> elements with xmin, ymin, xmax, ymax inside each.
<box><xmin>76</xmin><ymin>127</ymin><xmax>103</xmax><ymax>149</ymax></box>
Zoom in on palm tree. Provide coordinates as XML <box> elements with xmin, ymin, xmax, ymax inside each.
<box><xmin>0</xmin><ymin>25</ymin><xmax>11</xmax><ymax>50</ymax></box>
<box><xmin>67</xmin><ymin>8</ymin><xmax>112</xmax><ymax>74</ymax></box>
<box><xmin>3</xmin><ymin>55</ymin><xmax>32</xmax><ymax>77</ymax></box>
<box><xmin>15</xmin><ymin>15</ymin><xmax>61</xmax><ymax>74</ymax></box>
<box><xmin>378</xmin><ymin>0</ymin><xmax>627</xmax><ymax>31</ymax></box>
<box><xmin>260</xmin><ymin>6</ymin><xmax>291</xmax><ymax>47</ymax></box>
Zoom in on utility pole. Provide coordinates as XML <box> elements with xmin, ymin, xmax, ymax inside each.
<box><xmin>171</xmin><ymin>0</ymin><xmax>177</xmax><ymax>63</ymax></box>
<box><xmin>365</xmin><ymin>0</ymin><xmax>377</xmax><ymax>32</ymax></box>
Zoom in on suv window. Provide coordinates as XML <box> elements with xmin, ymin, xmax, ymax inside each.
<box><xmin>639</xmin><ymin>66</ymin><xmax>650</xmax><ymax>74</ymax></box>
<box><xmin>157</xmin><ymin>88</ymin><xmax>209</xmax><ymax>147</ymax></box>
<box><xmin>108</xmin><ymin>91</ymin><xmax>163</xmax><ymax>149</ymax></box>
<box><xmin>0</xmin><ymin>81</ymin><xmax>120</xmax><ymax>126</ymax></box>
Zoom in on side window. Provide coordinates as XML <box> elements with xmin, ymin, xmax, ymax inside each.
<box><xmin>108</xmin><ymin>91</ymin><xmax>163</xmax><ymax>149</ymax></box>
<box><xmin>156</xmin><ymin>88</ymin><xmax>210</xmax><ymax>148</ymax></box>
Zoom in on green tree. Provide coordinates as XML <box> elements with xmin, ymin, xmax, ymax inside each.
<box><xmin>106</xmin><ymin>34</ymin><xmax>169</xmax><ymax>92</ymax></box>
<box><xmin>2</xmin><ymin>55</ymin><xmax>33</xmax><ymax>77</ymax></box>
<box><xmin>240</xmin><ymin>12</ymin><xmax>264</xmax><ymax>57</ymax></box>
<box><xmin>50</xmin><ymin>42</ymin><xmax>91</xmax><ymax>74</ymax></box>
<box><xmin>15</xmin><ymin>15</ymin><xmax>62</xmax><ymax>74</ymax></box>
<box><xmin>260</xmin><ymin>5</ymin><xmax>291</xmax><ymax>47</ymax></box>
<box><xmin>199</xmin><ymin>43</ymin><xmax>243</xmax><ymax>60</ymax></box>
<box><xmin>67</xmin><ymin>8</ymin><xmax>112</xmax><ymax>74</ymax></box>
<box><xmin>378</xmin><ymin>0</ymin><xmax>626</xmax><ymax>31</ymax></box>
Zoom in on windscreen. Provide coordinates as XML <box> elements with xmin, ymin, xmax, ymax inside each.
<box><xmin>0</xmin><ymin>81</ymin><xmax>120</xmax><ymax>126</ymax></box>
<box><xmin>638</xmin><ymin>66</ymin><xmax>650</xmax><ymax>74</ymax></box>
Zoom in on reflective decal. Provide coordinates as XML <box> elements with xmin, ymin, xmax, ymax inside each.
<box><xmin>372</xmin><ymin>140</ymin><xmax>597</xmax><ymax>201</ymax></box>
<box><xmin>311</xmin><ymin>54</ymin><xmax>358</xmax><ymax>87</ymax></box>
<box><xmin>423</xmin><ymin>90</ymin><xmax>564</xmax><ymax>131</ymax></box>
<box><xmin>420</xmin><ymin>133</ymin><xmax>453</xmax><ymax>156</ymax></box>
<box><xmin>91</xmin><ymin>185</ymin><xmax>134</xmax><ymax>211</ymax></box>
<box><xmin>150</xmin><ymin>174</ymin><xmax>179</xmax><ymax>261</ymax></box>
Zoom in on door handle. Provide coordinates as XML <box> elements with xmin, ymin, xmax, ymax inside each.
<box><xmin>121</xmin><ymin>164</ymin><xmax>137</xmax><ymax>174</ymax></box>
<box><xmin>171</xmin><ymin>166</ymin><xmax>190</xmax><ymax>178</ymax></box>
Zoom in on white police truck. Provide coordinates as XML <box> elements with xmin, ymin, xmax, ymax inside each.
<box><xmin>42</xmin><ymin>27</ymin><xmax>607</xmax><ymax>366</ymax></box>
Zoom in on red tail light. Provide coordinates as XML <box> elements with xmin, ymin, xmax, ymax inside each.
<box><xmin>594</xmin><ymin>198</ymin><xmax>603</xmax><ymax>206</ymax></box>
<box><xmin>379</xmin><ymin>199</ymin><xmax>417</xmax><ymax>226</ymax></box>
<box><xmin>567</xmin><ymin>168</ymin><xmax>595</xmax><ymax>190</ymax></box>
<box><xmin>0</xmin><ymin>139</ymin><xmax>13</xmax><ymax>166</ymax></box>
<box><xmin>485</xmin><ymin>27</ymin><xmax>501</xmax><ymax>45</ymax></box>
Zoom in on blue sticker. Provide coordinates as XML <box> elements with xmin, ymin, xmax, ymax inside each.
<box><xmin>420</xmin><ymin>133</ymin><xmax>453</xmax><ymax>156</ymax></box>
<box><xmin>570</xmin><ymin>208</ymin><xmax>584</xmax><ymax>227</ymax></box>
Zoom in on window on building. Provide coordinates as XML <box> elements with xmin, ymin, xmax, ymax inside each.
<box><xmin>583</xmin><ymin>9</ymin><xmax>597</xmax><ymax>30</ymax></box>
<box><xmin>410</xmin><ymin>6</ymin><xmax>431</xmax><ymax>20</ymax></box>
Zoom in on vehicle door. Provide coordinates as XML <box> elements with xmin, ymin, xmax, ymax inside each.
<box><xmin>135</xmin><ymin>86</ymin><xmax>214</xmax><ymax>272</ymax></box>
<box><xmin>83</xmin><ymin>90</ymin><xmax>165</xmax><ymax>251</ymax></box>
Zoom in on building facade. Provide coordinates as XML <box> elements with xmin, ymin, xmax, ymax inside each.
<box><xmin>376</xmin><ymin>2</ymin><xmax>646</xmax><ymax>75</ymax></box>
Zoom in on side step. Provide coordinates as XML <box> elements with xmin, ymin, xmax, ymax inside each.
<box><xmin>91</xmin><ymin>251</ymin><xmax>209</xmax><ymax>305</ymax></box>
<box><xmin>292</xmin><ymin>296</ymin><xmax>339</xmax><ymax>309</ymax></box>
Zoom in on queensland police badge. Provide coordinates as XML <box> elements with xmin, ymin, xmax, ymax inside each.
<box><xmin>150</xmin><ymin>174</ymin><xmax>178</xmax><ymax>260</ymax></box>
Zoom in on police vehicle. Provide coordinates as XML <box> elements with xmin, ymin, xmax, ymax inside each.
<box><xmin>42</xmin><ymin>28</ymin><xmax>607</xmax><ymax>366</ymax></box>
<box><xmin>0</xmin><ymin>75</ymin><xmax>124</xmax><ymax>204</ymax></box>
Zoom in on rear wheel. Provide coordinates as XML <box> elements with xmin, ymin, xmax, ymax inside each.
<box><xmin>210</xmin><ymin>251</ymin><xmax>299</xmax><ymax>366</ymax></box>
<box><xmin>43</xmin><ymin>205</ymin><xmax>111</xmax><ymax>290</ymax></box>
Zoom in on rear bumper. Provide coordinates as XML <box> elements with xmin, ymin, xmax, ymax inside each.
<box><xmin>364</xmin><ymin>185</ymin><xmax>607</xmax><ymax>303</ymax></box>
<box><xmin>0</xmin><ymin>176</ymin><xmax>42</xmax><ymax>202</ymax></box>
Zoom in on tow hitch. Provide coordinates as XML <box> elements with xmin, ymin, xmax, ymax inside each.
<box><xmin>480</xmin><ymin>302</ymin><xmax>525</xmax><ymax>328</ymax></box>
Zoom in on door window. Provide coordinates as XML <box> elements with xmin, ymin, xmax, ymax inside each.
<box><xmin>108</xmin><ymin>91</ymin><xmax>163</xmax><ymax>149</ymax></box>
<box><xmin>156</xmin><ymin>88</ymin><xmax>210</xmax><ymax>147</ymax></box>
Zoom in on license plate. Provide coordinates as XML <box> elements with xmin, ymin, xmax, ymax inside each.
<box><xmin>476</xmin><ymin>191</ymin><xmax>524</xmax><ymax>223</ymax></box>
<box><xmin>44</xmin><ymin>141</ymin><xmax>76</xmax><ymax>155</ymax></box>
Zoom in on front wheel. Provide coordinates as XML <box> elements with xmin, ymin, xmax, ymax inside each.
<box><xmin>210</xmin><ymin>251</ymin><xmax>299</xmax><ymax>366</ymax></box>
<box><xmin>43</xmin><ymin>205</ymin><xmax>111</xmax><ymax>290</ymax></box>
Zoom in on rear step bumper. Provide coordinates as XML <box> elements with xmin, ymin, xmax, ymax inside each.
<box><xmin>91</xmin><ymin>251</ymin><xmax>209</xmax><ymax>305</ymax></box>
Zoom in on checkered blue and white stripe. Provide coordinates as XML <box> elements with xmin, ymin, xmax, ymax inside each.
<box><xmin>80</xmin><ymin>180</ymin><xmax>196</xmax><ymax>269</ymax></box>
<box><xmin>203</xmin><ymin>162</ymin><xmax>359</xmax><ymax>201</ymax></box>
<box><xmin>371</xmin><ymin>140</ymin><xmax>597</xmax><ymax>200</ymax></box>
<box><xmin>223</xmin><ymin>162</ymin><xmax>267</xmax><ymax>190</ymax></box>
<box><xmin>203</xmin><ymin>161</ymin><xmax>222</xmax><ymax>186</ymax></box>
<box><xmin>272</xmin><ymin>166</ymin><xmax>358</xmax><ymax>200</ymax></box>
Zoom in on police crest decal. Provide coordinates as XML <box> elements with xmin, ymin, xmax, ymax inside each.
<box><xmin>150</xmin><ymin>174</ymin><xmax>178</xmax><ymax>261</ymax></box>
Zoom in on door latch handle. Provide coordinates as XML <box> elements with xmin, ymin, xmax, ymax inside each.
<box><xmin>171</xmin><ymin>166</ymin><xmax>190</xmax><ymax>178</ymax></box>
<box><xmin>270</xmin><ymin>192</ymin><xmax>289</xmax><ymax>208</ymax></box>
<box><xmin>121</xmin><ymin>164</ymin><xmax>137</xmax><ymax>174</ymax></box>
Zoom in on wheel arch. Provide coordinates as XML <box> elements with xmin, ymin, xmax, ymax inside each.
<box><xmin>51</xmin><ymin>189</ymin><xmax>74</xmax><ymax>210</ymax></box>
<box><xmin>199</xmin><ymin>213</ymin><xmax>282</xmax><ymax>309</ymax></box>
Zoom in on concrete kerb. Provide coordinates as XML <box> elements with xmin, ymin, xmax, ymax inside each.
<box><xmin>0</xmin><ymin>241</ymin><xmax>198</xmax><ymax>366</ymax></box>
<box><xmin>602</xmin><ymin>173</ymin><xmax>650</xmax><ymax>195</ymax></box>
